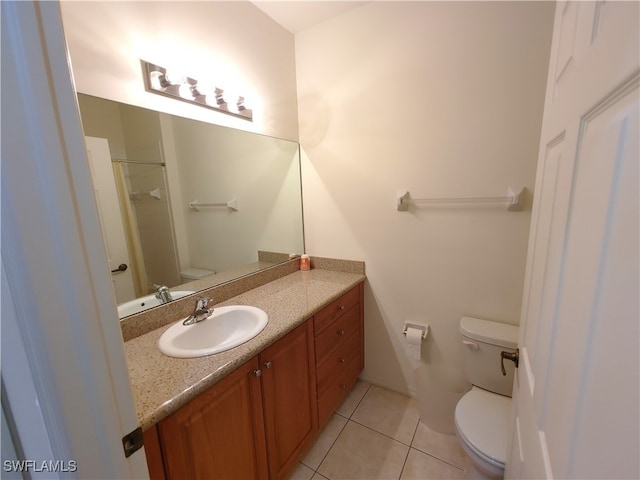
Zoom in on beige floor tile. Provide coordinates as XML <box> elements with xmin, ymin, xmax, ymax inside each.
<box><xmin>411</xmin><ymin>421</ymin><xmax>467</xmax><ymax>469</ymax></box>
<box><xmin>318</xmin><ymin>421</ymin><xmax>409</xmax><ymax>480</ymax></box>
<box><xmin>351</xmin><ymin>385</ymin><xmax>420</xmax><ymax>445</ymax></box>
<box><xmin>311</xmin><ymin>474</ymin><xmax>330</xmax><ymax>480</ymax></box>
<box><xmin>336</xmin><ymin>379</ymin><xmax>371</xmax><ymax>417</ymax></box>
<box><xmin>301</xmin><ymin>413</ymin><xmax>348</xmax><ymax>470</ymax></box>
<box><xmin>286</xmin><ymin>462</ymin><xmax>315</xmax><ymax>480</ymax></box>
<box><xmin>400</xmin><ymin>448</ymin><xmax>465</xmax><ymax>480</ymax></box>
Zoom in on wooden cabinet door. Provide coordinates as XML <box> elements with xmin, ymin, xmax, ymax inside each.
<box><xmin>260</xmin><ymin>320</ymin><xmax>318</xmax><ymax>479</ymax></box>
<box><xmin>143</xmin><ymin>425</ymin><xmax>166</xmax><ymax>480</ymax></box>
<box><xmin>158</xmin><ymin>357</ymin><xmax>268</xmax><ymax>480</ymax></box>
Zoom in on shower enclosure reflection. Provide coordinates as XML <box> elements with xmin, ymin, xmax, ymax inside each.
<box><xmin>78</xmin><ymin>94</ymin><xmax>304</xmax><ymax>317</ymax></box>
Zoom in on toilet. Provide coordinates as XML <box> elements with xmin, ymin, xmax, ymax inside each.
<box><xmin>180</xmin><ymin>267</ymin><xmax>215</xmax><ymax>284</ymax></box>
<box><xmin>454</xmin><ymin>316</ymin><xmax>519</xmax><ymax>479</ymax></box>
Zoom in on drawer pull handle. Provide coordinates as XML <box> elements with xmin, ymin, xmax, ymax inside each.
<box><xmin>337</xmin><ymin>330</ymin><xmax>346</xmax><ymax>336</ymax></box>
<box><xmin>340</xmin><ymin>384</ymin><xmax>347</xmax><ymax>389</ymax></box>
<box><xmin>264</xmin><ymin>361</ymin><xmax>273</xmax><ymax>369</ymax></box>
<box><xmin>339</xmin><ymin>357</ymin><xmax>346</xmax><ymax>364</ymax></box>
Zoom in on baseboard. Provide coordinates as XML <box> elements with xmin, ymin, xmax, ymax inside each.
<box><xmin>358</xmin><ymin>373</ymin><xmax>417</xmax><ymax>399</ymax></box>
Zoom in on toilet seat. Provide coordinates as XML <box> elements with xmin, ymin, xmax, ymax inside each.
<box><xmin>454</xmin><ymin>387</ymin><xmax>511</xmax><ymax>469</ymax></box>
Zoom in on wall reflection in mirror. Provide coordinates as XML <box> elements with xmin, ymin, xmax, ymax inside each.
<box><xmin>78</xmin><ymin>94</ymin><xmax>304</xmax><ymax>318</ymax></box>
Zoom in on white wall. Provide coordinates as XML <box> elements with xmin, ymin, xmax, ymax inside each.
<box><xmin>60</xmin><ymin>1</ymin><xmax>299</xmax><ymax>141</ymax></box>
<box><xmin>296</xmin><ymin>2</ymin><xmax>554</xmax><ymax>395</ymax></box>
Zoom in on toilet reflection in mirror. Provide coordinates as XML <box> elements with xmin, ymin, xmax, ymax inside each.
<box><xmin>78</xmin><ymin>94</ymin><xmax>304</xmax><ymax>318</ymax></box>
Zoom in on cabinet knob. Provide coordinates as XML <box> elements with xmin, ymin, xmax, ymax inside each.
<box><xmin>339</xmin><ymin>357</ymin><xmax>346</xmax><ymax>364</ymax></box>
<box><xmin>337</xmin><ymin>329</ymin><xmax>346</xmax><ymax>336</ymax></box>
<box><xmin>253</xmin><ymin>369</ymin><xmax>262</xmax><ymax>378</ymax></box>
<box><xmin>264</xmin><ymin>361</ymin><xmax>273</xmax><ymax>369</ymax></box>
<box><xmin>339</xmin><ymin>305</ymin><xmax>345</xmax><ymax>311</ymax></box>
<box><xmin>340</xmin><ymin>384</ymin><xmax>347</xmax><ymax>389</ymax></box>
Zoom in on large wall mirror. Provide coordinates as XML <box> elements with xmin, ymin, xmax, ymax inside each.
<box><xmin>77</xmin><ymin>94</ymin><xmax>304</xmax><ymax>318</ymax></box>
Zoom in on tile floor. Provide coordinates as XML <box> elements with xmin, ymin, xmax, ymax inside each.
<box><xmin>288</xmin><ymin>381</ymin><xmax>468</xmax><ymax>480</ymax></box>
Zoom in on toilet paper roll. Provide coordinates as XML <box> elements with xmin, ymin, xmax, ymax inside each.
<box><xmin>405</xmin><ymin>327</ymin><xmax>423</xmax><ymax>360</ymax></box>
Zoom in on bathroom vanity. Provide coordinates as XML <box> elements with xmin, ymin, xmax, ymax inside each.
<box><xmin>122</xmin><ymin>265</ymin><xmax>364</xmax><ymax>480</ymax></box>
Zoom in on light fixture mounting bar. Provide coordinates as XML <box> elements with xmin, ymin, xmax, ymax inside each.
<box><xmin>141</xmin><ymin>60</ymin><xmax>253</xmax><ymax>121</ymax></box>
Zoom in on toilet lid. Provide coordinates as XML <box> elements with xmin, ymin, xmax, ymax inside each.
<box><xmin>180</xmin><ymin>268</ymin><xmax>215</xmax><ymax>279</ymax></box>
<box><xmin>455</xmin><ymin>388</ymin><xmax>511</xmax><ymax>467</ymax></box>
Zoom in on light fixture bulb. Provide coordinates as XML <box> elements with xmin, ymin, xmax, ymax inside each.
<box><xmin>205</xmin><ymin>95</ymin><xmax>222</xmax><ymax>108</ymax></box>
<box><xmin>149</xmin><ymin>71</ymin><xmax>168</xmax><ymax>91</ymax></box>
<box><xmin>224</xmin><ymin>90</ymin><xmax>239</xmax><ymax>113</ymax></box>
<box><xmin>164</xmin><ymin>69</ymin><xmax>186</xmax><ymax>86</ymax></box>
<box><xmin>178</xmin><ymin>83</ymin><xmax>195</xmax><ymax>99</ymax></box>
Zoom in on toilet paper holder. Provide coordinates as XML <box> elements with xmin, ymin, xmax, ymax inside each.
<box><xmin>403</xmin><ymin>322</ymin><xmax>429</xmax><ymax>339</ymax></box>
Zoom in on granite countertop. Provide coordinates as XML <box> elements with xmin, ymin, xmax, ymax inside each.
<box><xmin>124</xmin><ymin>268</ymin><xmax>365</xmax><ymax>430</ymax></box>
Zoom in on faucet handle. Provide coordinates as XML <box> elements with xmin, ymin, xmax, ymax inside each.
<box><xmin>154</xmin><ymin>284</ymin><xmax>173</xmax><ymax>303</ymax></box>
<box><xmin>196</xmin><ymin>296</ymin><xmax>211</xmax><ymax>310</ymax></box>
<box><xmin>183</xmin><ymin>296</ymin><xmax>214</xmax><ymax>325</ymax></box>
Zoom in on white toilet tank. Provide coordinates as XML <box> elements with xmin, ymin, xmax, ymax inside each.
<box><xmin>460</xmin><ymin>316</ymin><xmax>519</xmax><ymax>397</ymax></box>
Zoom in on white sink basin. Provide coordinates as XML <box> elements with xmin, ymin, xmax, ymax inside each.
<box><xmin>158</xmin><ymin>305</ymin><xmax>268</xmax><ymax>358</ymax></box>
<box><xmin>117</xmin><ymin>291</ymin><xmax>194</xmax><ymax>318</ymax></box>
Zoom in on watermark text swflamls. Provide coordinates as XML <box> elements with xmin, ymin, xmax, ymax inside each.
<box><xmin>3</xmin><ymin>460</ymin><xmax>78</xmax><ymax>473</ymax></box>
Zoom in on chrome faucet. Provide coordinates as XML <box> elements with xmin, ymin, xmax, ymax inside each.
<box><xmin>183</xmin><ymin>296</ymin><xmax>213</xmax><ymax>326</ymax></box>
<box><xmin>154</xmin><ymin>284</ymin><xmax>173</xmax><ymax>304</ymax></box>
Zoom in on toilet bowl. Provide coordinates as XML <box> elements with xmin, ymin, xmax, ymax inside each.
<box><xmin>454</xmin><ymin>316</ymin><xmax>518</xmax><ymax>479</ymax></box>
<box><xmin>455</xmin><ymin>387</ymin><xmax>511</xmax><ymax>479</ymax></box>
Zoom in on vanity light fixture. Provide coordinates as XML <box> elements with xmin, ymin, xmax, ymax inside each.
<box><xmin>141</xmin><ymin>60</ymin><xmax>253</xmax><ymax>121</ymax></box>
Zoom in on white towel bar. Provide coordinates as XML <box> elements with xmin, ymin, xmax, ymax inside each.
<box><xmin>189</xmin><ymin>198</ymin><xmax>238</xmax><ymax>211</ymax></box>
<box><xmin>397</xmin><ymin>187</ymin><xmax>523</xmax><ymax>212</ymax></box>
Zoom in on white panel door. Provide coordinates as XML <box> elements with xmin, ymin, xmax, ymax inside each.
<box><xmin>85</xmin><ymin>136</ymin><xmax>137</xmax><ymax>303</ymax></box>
<box><xmin>506</xmin><ymin>2</ymin><xmax>639</xmax><ymax>479</ymax></box>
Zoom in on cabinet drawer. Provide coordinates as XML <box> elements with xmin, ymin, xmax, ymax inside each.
<box><xmin>317</xmin><ymin>356</ymin><xmax>361</xmax><ymax>424</ymax></box>
<box><xmin>315</xmin><ymin>304</ymin><xmax>360</xmax><ymax>365</ymax></box>
<box><xmin>314</xmin><ymin>286</ymin><xmax>361</xmax><ymax>336</ymax></box>
<box><xmin>316</xmin><ymin>331</ymin><xmax>360</xmax><ymax>396</ymax></box>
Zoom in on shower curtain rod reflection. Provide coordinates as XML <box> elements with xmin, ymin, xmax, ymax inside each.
<box><xmin>112</xmin><ymin>158</ymin><xmax>166</xmax><ymax>167</ymax></box>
